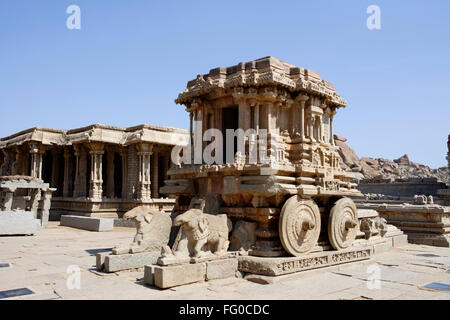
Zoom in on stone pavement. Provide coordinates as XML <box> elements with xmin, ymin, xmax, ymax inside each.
<box><xmin>0</xmin><ymin>222</ymin><xmax>449</xmax><ymax>300</ymax></box>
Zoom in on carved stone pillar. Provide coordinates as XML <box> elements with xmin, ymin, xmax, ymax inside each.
<box><xmin>152</xmin><ymin>149</ymin><xmax>159</xmax><ymax>198</ymax></box>
<box><xmin>73</xmin><ymin>144</ymin><xmax>87</xmax><ymax>198</ymax></box>
<box><xmin>294</xmin><ymin>95</ymin><xmax>308</xmax><ymax>139</ymax></box>
<box><xmin>13</xmin><ymin>147</ymin><xmax>22</xmax><ymax>176</ymax></box>
<box><xmin>40</xmin><ymin>188</ymin><xmax>55</xmax><ymax>227</ymax></box>
<box><xmin>238</xmin><ymin>100</ymin><xmax>251</xmax><ymax>132</ymax></box>
<box><xmin>162</xmin><ymin>153</ymin><xmax>169</xmax><ymax>184</ymax></box>
<box><xmin>120</xmin><ymin>148</ymin><xmax>128</xmax><ymax>199</ymax></box>
<box><xmin>30</xmin><ymin>188</ymin><xmax>40</xmax><ymax>215</ymax></box>
<box><xmin>189</xmin><ymin>111</ymin><xmax>194</xmax><ymax>162</ymax></box>
<box><xmin>0</xmin><ymin>150</ymin><xmax>8</xmax><ymax>176</ymax></box>
<box><xmin>1</xmin><ymin>187</ymin><xmax>16</xmax><ymax>211</ymax></box>
<box><xmin>309</xmin><ymin>116</ymin><xmax>316</xmax><ymax>142</ymax></box>
<box><xmin>22</xmin><ymin>150</ymin><xmax>30</xmax><ymax>176</ymax></box>
<box><xmin>63</xmin><ymin>147</ymin><xmax>71</xmax><ymax>197</ymax></box>
<box><xmin>106</xmin><ymin>149</ymin><xmax>115</xmax><ymax>198</ymax></box>
<box><xmin>136</xmin><ymin>143</ymin><xmax>153</xmax><ymax>201</ymax></box>
<box><xmin>267</xmin><ymin>102</ymin><xmax>277</xmax><ymax>132</ymax></box>
<box><xmin>88</xmin><ymin>143</ymin><xmax>104</xmax><ymax>200</ymax></box>
<box><xmin>254</xmin><ymin>103</ymin><xmax>260</xmax><ymax>133</ymax></box>
<box><xmin>319</xmin><ymin>115</ymin><xmax>323</xmax><ymax>143</ymax></box>
<box><xmin>330</xmin><ymin>109</ymin><xmax>336</xmax><ymax>145</ymax></box>
<box><xmin>30</xmin><ymin>144</ymin><xmax>44</xmax><ymax>180</ymax></box>
<box><xmin>51</xmin><ymin>149</ymin><xmax>61</xmax><ymax>189</ymax></box>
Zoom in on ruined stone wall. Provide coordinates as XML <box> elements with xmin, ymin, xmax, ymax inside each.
<box><xmin>358</xmin><ymin>178</ymin><xmax>447</xmax><ymax>198</ymax></box>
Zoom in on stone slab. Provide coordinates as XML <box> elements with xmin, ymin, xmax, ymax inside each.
<box><xmin>406</xmin><ymin>234</ymin><xmax>450</xmax><ymax>248</ymax></box>
<box><xmin>244</xmin><ymin>259</ymin><xmax>372</xmax><ymax>285</ymax></box>
<box><xmin>102</xmin><ymin>252</ymin><xmax>160</xmax><ymax>272</ymax></box>
<box><xmin>238</xmin><ymin>247</ymin><xmax>372</xmax><ymax>276</ymax></box>
<box><xmin>154</xmin><ymin>263</ymin><xmax>206</xmax><ymax>289</ymax></box>
<box><xmin>0</xmin><ymin>211</ymin><xmax>41</xmax><ymax>235</ymax></box>
<box><xmin>60</xmin><ymin>215</ymin><xmax>114</xmax><ymax>232</ymax></box>
<box><xmin>392</xmin><ymin>234</ymin><xmax>408</xmax><ymax>247</ymax></box>
<box><xmin>206</xmin><ymin>258</ymin><xmax>238</xmax><ymax>281</ymax></box>
<box><xmin>373</xmin><ymin>241</ymin><xmax>393</xmax><ymax>255</ymax></box>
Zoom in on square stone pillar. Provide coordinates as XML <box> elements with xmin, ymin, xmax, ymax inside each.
<box><xmin>88</xmin><ymin>143</ymin><xmax>105</xmax><ymax>200</ymax></box>
<box><xmin>1</xmin><ymin>187</ymin><xmax>16</xmax><ymax>211</ymax></box>
<box><xmin>73</xmin><ymin>144</ymin><xmax>88</xmax><ymax>198</ymax></box>
<box><xmin>162</xmin><ymin>153</ymin><xmax>169</xmax><ymax>184</ymax></box>
<box><xmin>63</xmin><ymin>147</ymin><xmax>72</xmax><ymax>197</ymax></box>
<box><xmin>329</xmin><ymin>109</ymin><xmax>336</xmax><ymax>146</ymax></box>
<box><xmin>152</xmin><ymin>149</ymin><xmax>159</xmax><ymax>199</ymax></box>
<box><xmin>40</xmin><ymin>188</ymin><xmax>56</xmax><ymax>227</ymax></box>
<box><xmin>136</xmin><ymin>143</ymin><xmax>153</xmax><ymax>201</ymax></box>
<box><xmin>119</xmin><ymin>148</ymin><xmax>128</xmax><ymax>199</ymax></box>
<box><xmin>51</xmin><ymin>149</ymin><xmax>61</xmax><ymax>190</ymax></box>
<box><xmin>30</xmin><ymin>188</ymin><xmax>40</xmax><ymax>217</ymax></box>
<box><xmin>13</xmin><ymin>147</ymin><xmax>25</xmax><ymax>176</ymax></box>
<box><xmin>30</xmin><ymin>144</ymin><xmax>44</xmax><ymax>180</ymax></box>
<box><xmin>105</xmin><ymin>149</ymin><xmax>115</xmax><ymax>198</ymax></box>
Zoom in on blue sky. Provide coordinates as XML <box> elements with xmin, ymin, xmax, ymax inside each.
<box><xmin>0</xmin><ymin>0</ymin><xmax>449</xmax><ymax>168</ymax></box>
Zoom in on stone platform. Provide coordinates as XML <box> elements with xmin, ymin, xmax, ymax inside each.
<box><xmin>358</xmin><ymin>202</ymin><xmax>450</xmax><ymax>247</ymax></box>
<box><xmin>96</xmin><ymin>251</ymin><xmax>160</xmax><ymax>272</ymax></box>
<box><xmin>60</xmin><ymin>215</ymin><xmax>114</xmax><ymax>232</ymax></box>
<box><xmin>0</xmin><ymin>211</ymin><xmax>41</xmax><ymax>235</ymax></box>
<box><xmin>1</xmin><ymin>224</ymin><xmax>449</xmax><ymax>300</ymax></box>
<box><xmin>238</xmin><ymin>247</ymin><xmax>372</xmax><ymax>276</ymax></box>
<box><xmin>146</xmin><ymin>258</ymin><xmax>239</xmax><ymax>289</ymax></box>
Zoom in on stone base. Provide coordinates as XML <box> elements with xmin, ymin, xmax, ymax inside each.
<box><xmin>405</xmin><ymin>234</ymin><xmax>450</xmax><ymax>247</ymax></box>
<box><xmin>357</xmin><ymin>202</ymin><xmax>450</xmax><ymax>248</ymax></box>
<box><xmin>238</xmin><ymin>247</ymin><xmax>372</xmax><ymax>277</ymax></box>
<box><xmin>60</xmin><ymin>215</ymin><xmax>114</xmax><ymax>232</ymax></box>
<box><xmin>391</xmin><ymin>234</ymin><xmax>409</xmax><ymax>247</ymax></box>
<box><xmin>0</xmin><ymin>211</ymin><xmax>41</xmax><ymax>236</ymax></box>
<box><xmin>96</xmin><ymin>251</ymin><xmax>160</xmax><ymax>272</ymax></box>
<box><xmin>148</xmin><ymin>258</ymin><xmax>238</xmax><ymax>289</ymax></box>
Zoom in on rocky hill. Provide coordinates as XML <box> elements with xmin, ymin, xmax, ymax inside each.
<box><xmin>334</xmin><ymin>134</ymin><xmax>449</xmax><ymax>182</ymax></box>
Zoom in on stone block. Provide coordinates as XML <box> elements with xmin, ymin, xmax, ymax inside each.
<box><xmin>154</xmin><ymin>263</ymin><xmax>206</xmax><ymax>289</ymax></box>
<box><xmin>392</xmin><ymin>234</ymin><xmax>408</xmax><ymax>247</ymax></box>
<box><xmin>206</xmin><ymin>258</ymin><xmax>238</xmax><ymax>280</ymax></box>
<box><xmin>0</xmin><ymin>211</ymin><xmax>41</xmax><ymax>235</ymax></box>
<box><xmin>103</xmin><ymin>251</ymin><xmax>160</xmax><ymax>272</ymax></box>
<box><xmin>373</xmin><ymin>241</ymin><xmax>393</xmax><ymax>255</ymax></box>
<box><xmin>95</xmin><ymin>252</ymin><xmax>109</xmax><ymax>271</ymax></box>
<box><xmin>144</xmin><ymin>265</ymin><xmax>155</xmax><ymax>285</ymax></box>
<box><xmin>238</xmin><ymin>247</ymin><xmax>372</xmax><ymax>276</ymax></box>
<box><xmin>60</xmin><ymin>215</ymin><xmax>114</xmax><ymax>232</ymax></box>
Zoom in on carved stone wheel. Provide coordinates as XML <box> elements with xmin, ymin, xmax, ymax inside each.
<box><xmin>328</xmin><ymin>197</ymin><xmax>358</xmax><ymax>250</ymax></box>
<box><xmin>279</xmin><ymin>196</ymin><xmax>321</xmax><ymax>256</ymax></box>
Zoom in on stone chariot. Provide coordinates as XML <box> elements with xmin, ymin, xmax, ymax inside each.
<box><xmin>162</xmin><ymin>57</ymin><xmax>363</xmax><ymax>258</ymax></box>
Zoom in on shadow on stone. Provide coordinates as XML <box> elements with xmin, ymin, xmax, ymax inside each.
<box><xmin>416</xmin><ymin>254</ymin><xmax>441</xmax><ymax>258</ymax></box>
<box><xmin>85</xmin><ymin>248</ymin><xmax>113</xmax><ymax>256</ymax></box>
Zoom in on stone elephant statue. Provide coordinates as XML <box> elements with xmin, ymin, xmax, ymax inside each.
<box><xmin>170</xmin><ymin>208</ymin><xmax>232</xmax><ymax>258</ymax></box>
<box><xmin>112</xmin><ymin>206</ymin><xmax>172</xmax><ymax>255</ymax></box>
